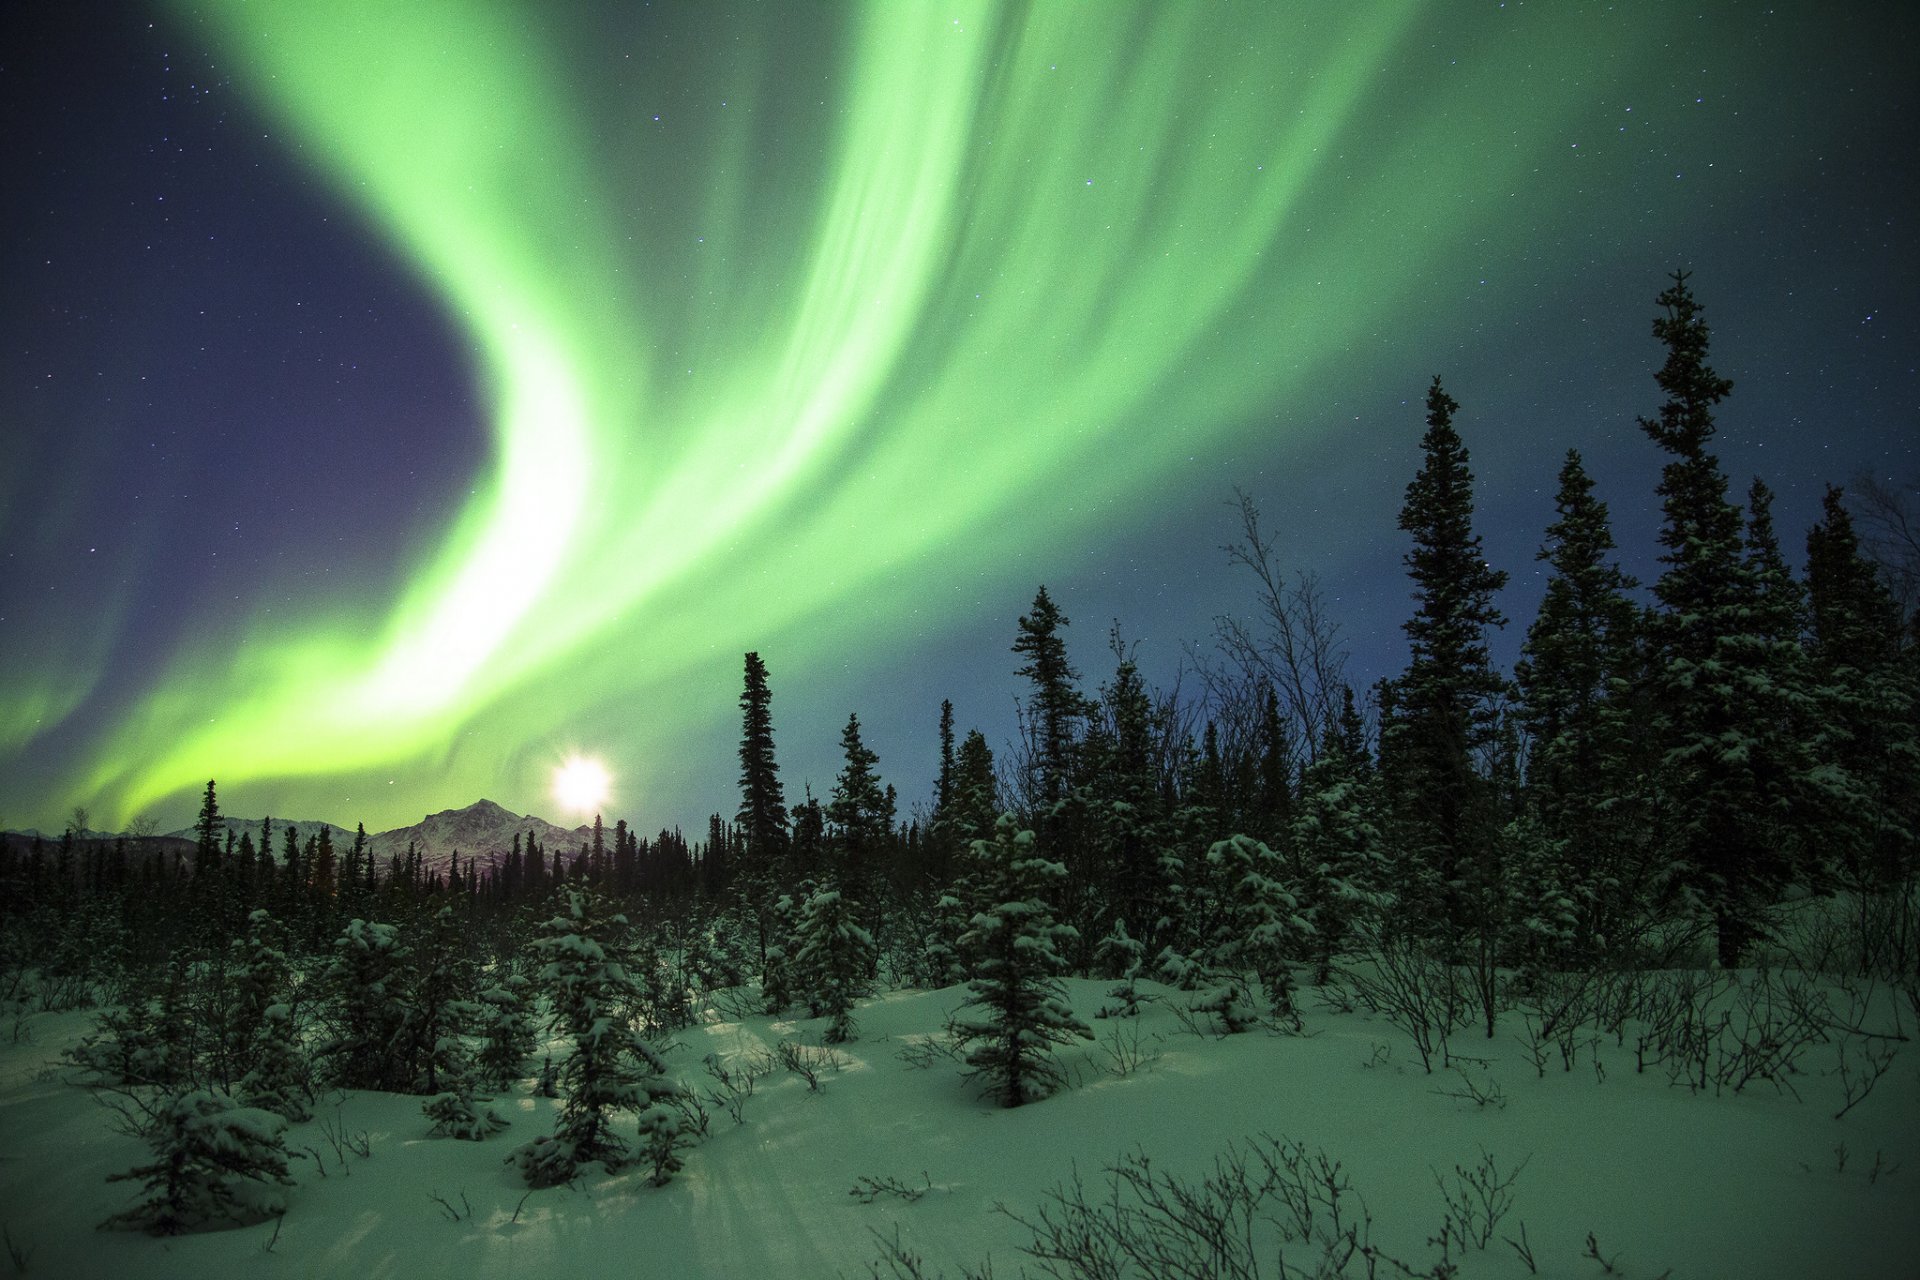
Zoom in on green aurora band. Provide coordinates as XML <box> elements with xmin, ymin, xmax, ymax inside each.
<box><xmin>56</xmin><ymin>1</ymin><xmax>1760</xmax><ymax>827</ymax></box>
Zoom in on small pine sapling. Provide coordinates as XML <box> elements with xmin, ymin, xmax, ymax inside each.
<box><xmin>759</xmin><ymin>892</ymin><xmax>801</xmax><ymax>1014</ymax></box>
<box><xmin>68</xmin><ymin>959</ymin><xmax>197</xmax><ymax>1091</ymax></box>
<box><xmin>474</xmin><ymin>972</ymin><xmax>538</xmax><ymax>1090</ymax></box>
<box><xmin>422</xmin><ymin>1089</ymin><xmax>510</xmax><ymax>1140</ymax></box>
<box><xmin>1095</xmin><ymin>918</ymin><xmax>1147</xmax><ymax>1018</ymax></box>
<box><xmin>236</xmin><ymin>1003</ymin><xmax>312</xmax><ymax>1122</ymax></box>
<box><xmin>636</xmin><ymin>1101</ymin><xmax>686</xmax><ymax>1185</ymax></box>
<box><xmin>1202</xmin><ymin>834</ymin><xmax>1312</xmax><ymax>1031</ymax></box>
<box><xmin>1192</xmin><ymin>976</ymin><xmax>1260</xmax><ymax>1035</ymax></box>
<box><xmin>100</xmin><ymin>1090</ymin><xmax>295</xmax><ymax>1234</ymax></box>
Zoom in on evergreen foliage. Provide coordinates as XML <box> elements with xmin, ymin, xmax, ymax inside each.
<box><xmin>1388</xmin><ymin>376</ymin><xmax>1509</xmax><ymax>942</ymax></box>
<box><xmin>316</xmin><ymin>919</ymin><xmax>413</xmax><ymax>1092</ymax></box>
<box><xmin>101</xmin><ymin>1089</ymin><xmax>294</xmax><ymax>1235</ymax></box>
<box><xmin>1805</xmin><ymin>486</ymin><xmax>1919</xmax><ymax>887</ymax></box>
<box><xmin>509</xmin><ymin>888</ymin><xmax>682</xmax><ymax>1187</ymax></box>
<box><xmin>790</xmin><ymin>881</ymin><xmax>878</xmax><ymax>1042</ymax></box>
<box><xmin>1636</xmin><ymin>273</ymin><xmax>1816</xmax><ymax>965</ymax></box>
<box><xmin>422</xmin><ymin>1088</ymin><xmax>509</xmax><ymax>1140</ymax></box>
<box><xmin>1289</xmin><ymin>692</ymin><xmax>1386</xmax><ymax>985</ymax></box>
<box><xmin>1013</xmin><ymin>586</ymin><xmax>1086</xmax><ymax>811</ymax></box>
<box><xmin>474</xmin><ymin>970</ymin><xmax>539</xmax><ymax>1089</ymax></box>
<box><xmin>826</xmin><ymin>713</ymin><xmax>893</xmax><ymax>898</ymax></box>
<box><xmin>951</xmin><ymin>817</ymin><xmax>1092</xmax><ymax>1106</ymax></box>
<box><xmin>1200</xmin><ymin>834</ymin><xmax>1310</xmax><ymax>1026</ymax></box>
<box><xmin>1515</xmin><ymin>451</ymin><xmax>1643</xmax><ymax>956</ymax></box>
<box><xmin>737</xmin><ymin>651</ymin><xmax>789</xmax><ymax>897</ymax></box>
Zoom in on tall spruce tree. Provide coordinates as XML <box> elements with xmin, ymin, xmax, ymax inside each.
<box><xmin>826</xmin><ymin>712</ymin><xmax>892</xmax><ymax>900</ymax></box>
<box><xmin>1637</xmin><ymin>273</ymin><xmax>1806</xmax><ymax>965</ymax></box>
<box><xmin>1013</xmin><ymin>586</ymin><xmax>1084</xmax><ymax>812</ymax></box>
<box><xmin>935</xmin><ymin>699</ymin><xmax>957</xmax><ymax>820</ymax></box>
<box><xmin>1083</xmin><ymin>655</ymin><xmax>1168</xmax><ymax>955</ymax></box>
<box><xmin>737</xmin><ymin>652</ymin><xmax>789</xmax><ymax>892</ymax></box>
<box><xmin>1014</xmin><ymin>586</ymin><xmax>1098</xmax><ymax>962</ymax></box>
<box><xmin>1514</xmin><ymin>450</ymin><xmax>1642</xmax><ymax>956</ymax></box>
<box><xmin>1388</xmin><ymin>377</ymin><xmax>1509</xmax><ymax>941</ymax></box>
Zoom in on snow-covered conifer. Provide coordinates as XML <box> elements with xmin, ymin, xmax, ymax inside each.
<box><xmin>1094</xmin><ymin>918</ymin><xmax>1146</xmax><ymax>1018</ymax></box>
<box><xmin>68</xmin><ymin>960</ymin><xmax>197</xmax><ymax>1091</ymax></box>
<box><xmin>422</xmin><ymin>1088</ymin><xmax>508</xmax><ymax>1140</ymax></box>
<box><xmin>1201</xmin><ymin>834</ymin><xmax>1311</xmax><ymax>1029</ymax></box>
<box><xmin>759</xmin><ymin>890</ymin><xmax>802</xmax><ymax>1014</ymax></box>
<box><xmin>791</xmin><ymin>880</ymin><xmax>877</xmax><ymax>1042</ymax></box>
<box><xmin>237</xmin><ymin>1004</ymin><xmax>311</xmax><ymax>1122</ymax></box>
<box><xmin>508</xmin><ymin>888</ymin><xmax>683</xmax><ymax>1187</ymax></box>
<box><xmin>951</xmin><ymin>817</ymin><xmax>1091</xmax><ymax>1106</ymax></box>
<box><xmin>920</xmin><ymin>890</ymin><xmax>972</xmax><ymax>989</ymax></box>
<box><xmin>399</xmin><ymin>905</ymin><xmax>480</xmax><ymax>1094</ymax></box>
<box><xmin>630</xmin><ymin>926</ymin><xmax>694</xmax><ymax>1037</ymax></box>
<box><xmin>474</xmin><ymin>970</ymin><xmax>538</xmax><ymax>1090</ymax></box>
<box><xmin>225</xmin><ymin>909</ymin><xmax>292</xmax><ymax>1070</ymax></box>
<box><xmin>635</xmin><ymin>1101</ymin><xmax>686</xmax><ymax>1186</ymax></box>
<box><xmin>1290</xmin><ymin>696</ymin><xmax>1387</xmax><ymax>984</ymax></box>
<box><xmin>317</xmin><ymin>918</ymin><xmax>412</xmax><ymax>1091</ymax></box>
<box><xmin>100</xmin><ymin>1089</ymin><xmax>294</xmax><ymax>1234</ymax></box>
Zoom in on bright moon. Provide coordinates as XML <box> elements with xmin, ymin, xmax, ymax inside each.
<box><xmin>552</xmin><ymin>756</ymin><xmax>611</xmax><ymax>815</ymax></box>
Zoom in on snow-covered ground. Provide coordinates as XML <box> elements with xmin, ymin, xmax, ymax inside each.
<box><xmin>2</xmin><ymin>974</ymin><xmax>1914</xmax><ymax>1279</ymax></box>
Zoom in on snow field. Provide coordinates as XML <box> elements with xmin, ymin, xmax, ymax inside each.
<box><xmin>1</xmin><ymin>972</ymin><xmax>1915</xmax><ymax>1279</ymax></box>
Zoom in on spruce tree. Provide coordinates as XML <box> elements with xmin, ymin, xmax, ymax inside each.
<box><xmin>475</xmin><ymin>968</ymin><xmax>539</xmax><ymax>1089</ymax></box>
<box><xmin>826</xmin><ymin>713</ymin><xmax>892</xmax><ymax>899</ymax></box>
<box><xmin>1514</xmin><ymin>450</ymin><xmax>1642</xmax><ymax>956</ymax></box>
<box><xmin>949</xmin><ymin>730</ymin><xmax>1000</xmax><ymax>847</ymax></box>
<box><xmin>1636</xmin><ymin>272</ymin><xmax>1803</xmax><ymax>965</ymax></box>
<box><xmin>1290</xmin><ymin>688</ymin><xmax>1386</xmax><ymax>984</ymax></box>
<box><xmin>101</xmin><ymin>1089</ymin><xmax>295</xmax><ymax>1234</ymax></box>
<box><xmin>229</xmin><ymin>908</ymin><xmax>311</xmax><ymax>1121</ymax></box>
<box><xmin>1013</xmin><ymin>586</ymin><xmax>1085</xmax><ymax>811</ymax></box>
<box><xmin>790</xmin><ymin>880</ymin><xmax>878</xmax><ymax>1042</ymax></box>
<box><xmin>935</xmin><ymin>699</ymin><xmax>957</xmax><ymax>819</ymax></box>
<box><xmin>1389</xmin><ymin>377</ymin><xmax>1509</xmax><ymax>942</ymax></box>
<box><xmin>316</xmin><ymin>918</ymin><xmax>412</xmax><ymax>1092</ymax></box>
<box><xmin>1199</xmin><ymin>834</ymin><xmax>1310</xmax><ymax>1030</ymax></box>
<box><xmin>737</xmin><ymin>652</ymin><xmax>789</xmax><ymax>905</ymax></box>
<box><xmin>1014</xmin><ymin>586</ymin><xmax>1099</xmax><ymax>961</ymax></box>
<box><xmin>1805</xmin><ymin>486</ymin><xmax>1918</xmax><ymax>889</ymax></box>
<box><xmin>1083</xmin><ymin>656</ymin><xmax>1168</xmax><ymax>956</ymax></box>
<box><xmin>510</xmin><ymin>888</ymin><xmax>682</xmax><ymax>1187</ymax></box>
<box><xmin>951</xmin><ymin>817</ymin><xmax>1091</xmax><ymax>1106</ymax></box>
<box><xmin>400</xmin><ymin>905</ymin><xmax>478</xmax><ymax>1095</ymax></box>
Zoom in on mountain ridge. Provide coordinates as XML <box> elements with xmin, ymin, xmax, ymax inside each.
<box><xmin>9</xmin><ymin>799</ymin><xmax>600</xmax><ymax>876</ymax></box>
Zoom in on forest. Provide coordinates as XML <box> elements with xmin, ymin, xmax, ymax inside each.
<box><xmin>1</xmin><ymin>273</ymin><xmax>1915</xmax><ymax>1272</ymax></box>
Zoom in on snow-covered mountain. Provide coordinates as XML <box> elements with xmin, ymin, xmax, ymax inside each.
<box><xmin>365</xmin><ymin>799</ymin><xmax>590</xmax><ymax>874</ymax></box>
<box><xmin>7</xmin><ymin>799</ymin><xmax>593</xmax><ymax>880</ymax></box>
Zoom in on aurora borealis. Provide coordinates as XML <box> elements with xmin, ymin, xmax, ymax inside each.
<box><xmin>3</xmin><ymin>1</ymin><xmax>1914</xmax><ymax>834</ymax></box>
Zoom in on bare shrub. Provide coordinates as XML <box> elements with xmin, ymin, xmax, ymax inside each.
<box><xmin>1337</xmin><ymin>926</ymin><xmax>1467</xmax><ymax>1073</ymax></box>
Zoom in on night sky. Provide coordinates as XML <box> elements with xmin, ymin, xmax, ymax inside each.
<box><xmin>2</xmin><ymin>1</ymin><xmax>1914</xmax><ymax>836</ymax></box>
